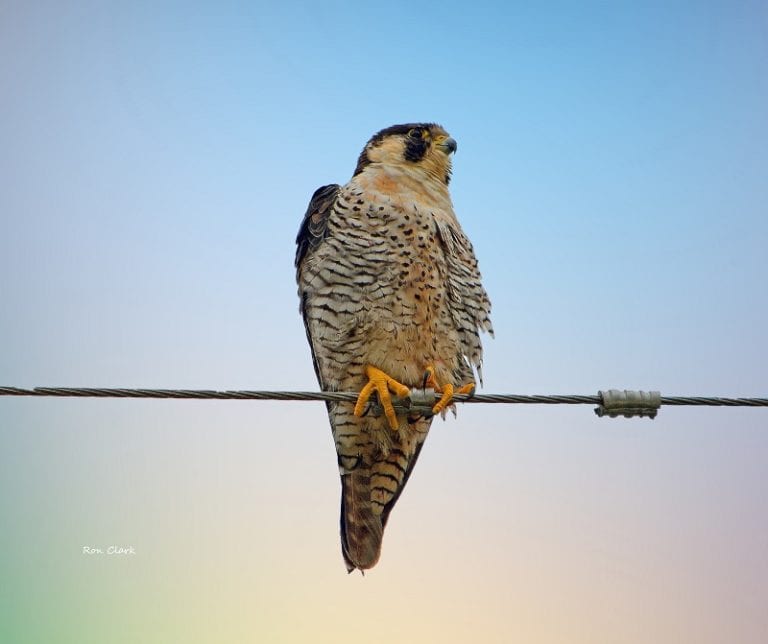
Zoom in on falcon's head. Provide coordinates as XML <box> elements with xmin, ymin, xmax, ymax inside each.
<box><xmin>353</xmin><ymin>123</ymin><xmax>457</xmax><ymax>185</ymax></box>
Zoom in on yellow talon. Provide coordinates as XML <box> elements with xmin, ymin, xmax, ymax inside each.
<box><xmin>423</xmin><ymin>365</ymin><xmax>475</xmax><ymax>415</ymax></box>
<box><xmin>456</xmin><ymin>382</ymin><xmax>476</xmax><ymax>396</ymax></box>
<box><xmin>432</xmin><ymin>382</ymin><xmax>454</xmax><ymax>415</ymax></box>
<box><xmin>354</xmin><ymin>365</ymin><xmax>410</xmax><ymax>430</ymax></box>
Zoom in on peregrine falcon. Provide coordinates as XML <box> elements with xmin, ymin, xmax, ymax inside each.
<box><xmin>295</xmin><ymin>123</ymin><xmax>493</xmax><ymax>572</ymax></box>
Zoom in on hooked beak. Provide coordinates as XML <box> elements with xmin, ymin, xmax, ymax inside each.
<box><xmin>437</xmin><ymin>137</ymin><xmax>457</xmax><ymax>155</ymax></box>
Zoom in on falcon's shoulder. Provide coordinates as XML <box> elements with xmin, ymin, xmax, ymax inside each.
<box><xmin>295</xmin><ymin>183</ymin><xmax>341</xmax><ymax>271</ymax></box>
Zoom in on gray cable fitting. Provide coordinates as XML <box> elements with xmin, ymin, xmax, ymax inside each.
<box><xmin>595</xmin><ymin>389</ymin><xmax>661</xmax><ymax>419</ymax></box>
<box><xmin>371</xmin><ymin>388</ymin><xmax>438</xmax><ymax>417</ymax></box>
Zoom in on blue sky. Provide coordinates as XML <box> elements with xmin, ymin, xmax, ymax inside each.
<box><xmin>1</xmin><ymin>2</ymin><xmax>767</xmax><ymax>642</ymax></box>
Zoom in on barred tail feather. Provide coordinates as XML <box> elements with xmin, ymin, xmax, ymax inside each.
<box><xmin>340</xmin><ymin>469</ymin><xmax>383</xmax><ymax>573</ymax></box>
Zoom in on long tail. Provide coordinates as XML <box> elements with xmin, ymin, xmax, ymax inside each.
<box><xmin>339</xmin><ymin>428</ymin><xmax>429</xmax><ymax>572</ymax></box>
<box><xmin>340</xmin><ymin>468</ymin><xmax>383</xmax><ymax>572</ymax></box>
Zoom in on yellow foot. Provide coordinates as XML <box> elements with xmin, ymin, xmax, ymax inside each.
<box><xmin>423</xmin><ymin>366</ymin><xmax>475</xmax><ymax>416</ymax></box>
<box><xmin>354</xmin><ymin>365</ymin><xmax>411</xmax><ymax>430</ymax></box>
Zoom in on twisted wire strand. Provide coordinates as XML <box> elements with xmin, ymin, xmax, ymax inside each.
<box><xmin>1</xmin><ymin>387</ymin><xmax>766</xmax><ymax>408</ymax></box>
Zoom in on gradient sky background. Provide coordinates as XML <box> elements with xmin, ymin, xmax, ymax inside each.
<box><xmin>1</xmin><ymin>1</ymin><xmax>767</xmax><ymax>642</ymax></box>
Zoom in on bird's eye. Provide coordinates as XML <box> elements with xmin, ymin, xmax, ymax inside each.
<box><xmin>408</xmin><ymin>128</ymin><xmax>422</xmax><ymax>139</ymax></box>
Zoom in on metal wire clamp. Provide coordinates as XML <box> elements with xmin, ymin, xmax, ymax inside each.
<box><xmin>595</xmin><ymin>389</ymin><xmax>661</xmax><ymax>419</ymax></box>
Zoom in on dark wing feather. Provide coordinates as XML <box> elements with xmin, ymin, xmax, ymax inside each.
<box><xmin>295</xmin><ymin>183</ymin><xmax>341</xmax><ymax>272</ymax></box>
<box><xmin>295</xmin><ymin>183</ymin><xmax>341</xmax><ymax>387</ymax></box>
